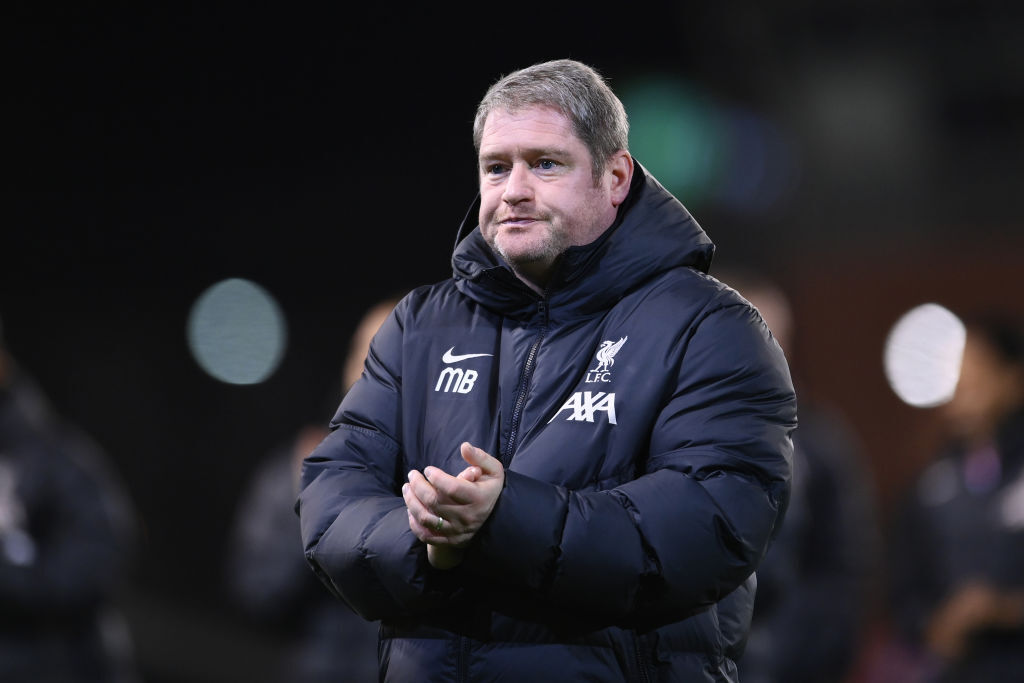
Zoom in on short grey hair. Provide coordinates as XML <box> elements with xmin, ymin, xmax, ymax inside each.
<box><xmin>472</xmin><ymin>59</ymin><xmax>630</xmax><ymax>181</ymax></box>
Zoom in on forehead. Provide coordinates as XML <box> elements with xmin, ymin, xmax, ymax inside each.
<box><xmin>478</xmin><ymin>105</ymin><xmax>582</xmax><ymax>154</ymax></box>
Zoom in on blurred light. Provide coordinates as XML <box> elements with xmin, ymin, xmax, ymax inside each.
<box><xmin>620</xmin><ymin>77</ymin><xmax>722</xmax><ymax>205</ymax></box>
<box><xmin>186</xmin><ymin>278</ymin><xmax>287</xmax><ymax>385</ymax></box>
<box><xmin>884</xmin><ymin>303</ymin><xmax>966</xmax><ymax>408</ymax></box>
<box><xmin>619</xmin><ymin>75</ymin><xmax>798</xmax><ymax>215</ymax></box>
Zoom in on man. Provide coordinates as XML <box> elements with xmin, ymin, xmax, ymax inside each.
<box><xmin>0</xmin><ymin>320</ymin><xmax>140</xmax><ymax>682</ymax></box>
<box><xmin>225</xmin><ymin>296</ymin><xmax>400</xmax><ymax>682</ymax></box>
<box><xmin>298</xmin><ymin>59</ymin><xmax>797</xmax><ymax>682</ymax></box>
<box><xmin>887</xmin><ymin>315</ymin><xmax>1024</xmax><ymax>683</ymax></box>
<box><xmin>718</xmin><ymin>268</ymin><xmax>881</xmax><ymax>683</ymax></box>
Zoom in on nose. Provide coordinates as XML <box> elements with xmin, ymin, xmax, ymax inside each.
<box><xmin>502</xmin><ymin>162</ymin><xmax>533</xmax><ymax>205</ymax></box>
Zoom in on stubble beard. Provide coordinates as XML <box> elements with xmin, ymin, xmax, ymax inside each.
<box><xmin>488</xmin><ymin>222</ymin><xmax>568</xmax><ymax>277</ymax></box>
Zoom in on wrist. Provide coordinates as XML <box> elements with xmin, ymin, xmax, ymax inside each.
<box><xmin>427</xmin><ymin>544</ymin><xmax>465</xmax><ymax>570</ymax></box>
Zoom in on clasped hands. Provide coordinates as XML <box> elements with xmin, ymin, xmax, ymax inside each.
<box><xmin>402</xmin><ymin>441</ymin><xmax>504</xmax><ymax>569</ymax></box>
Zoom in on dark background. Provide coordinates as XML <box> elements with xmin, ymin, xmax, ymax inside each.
<box><xmin>3</xmin><ymin>3</ymin><xmax>1023</xmax><ymax>681</ymax></box>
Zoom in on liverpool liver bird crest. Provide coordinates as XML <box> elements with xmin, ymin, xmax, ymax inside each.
<box><xmin>595</xmin><ymin>336</ymin><xmax>628</xmax><ymax>372</ymax></box>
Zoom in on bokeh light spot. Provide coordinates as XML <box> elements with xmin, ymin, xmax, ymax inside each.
<box><xmin>618</xmin><ymin>75</ymin><xmax>798</xmax><ymax>215</ymax></box>
<box><xmin>186</xmin><ymin>278</ymin><xmax>287</xmax><ymax>385</ymax></box>
<box><xmin>619</xmin><ymin>78</ymin><xmax>722</xmax><ymax>206</ymax></box>
<box><xmin>884</xmin><ymin>303</ymin><xmax>966</xmax><ymax>408</ymax></box>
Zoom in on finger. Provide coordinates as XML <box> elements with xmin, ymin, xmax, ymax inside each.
<box><xmin>457</xmin><ymin>465</ymin><xmax>482</xmax><ymax>481</ymax></box>
<box><xmin>425</xmin><ymin>465</ymin><xmax>479</xmax><ymax>505</ymax></box>
<box><xmin>402</xmin><ymin>482</ymin><xmax>442</xmax><ymax>537</ymax></box>
<box><xmin>402</xmin><ymin>482</ymin><xmax>429</xmax><ymax>521</ymax></box>
<box><xmin>461</xmin><ymin>442</ymin><xmax>502</xmax><ymax>475</ymax></box>
<box><xmin>423</xmin><ymin>465</ymin><xmax>455</xmax><ymax>486</ymax></box>
<box><xmin>404</xmin><ymin>475</ymin><xmax>468</xmax><ymax>539</ymax></box>
<box><xmin>407</xmin><ymin>511</ymin><xmax>441</xmax><ymax>543</ymax></box>
<box><xmin>406</xmin><ymin>469</ymin><xmax>439</xmax><ymax>509</ymax></box>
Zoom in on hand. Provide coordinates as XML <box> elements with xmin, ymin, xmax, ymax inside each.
<box><xmin>925</xmin><ymin>581</ymin><xmax>1015</xmax><ymax>661</ymax></box>
<box><xmin>403</xmin><ymin>442</ymin><xmax>504</xmax><ymax>569</ymax></box>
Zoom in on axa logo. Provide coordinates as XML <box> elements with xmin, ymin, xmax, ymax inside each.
<box><xmin>585</xmin><ymin>336</ymin><xmax>627</xmax><ymax>383</ymax></box>
<box><xmin>548</xmin><ymin>391</ymin><xmax>617</xmax><ymax>425</ymax></box>
<box><xmin>435</xmin><ymin>346</ymin><xmax>492</xmax><ymax>394</ymax></box>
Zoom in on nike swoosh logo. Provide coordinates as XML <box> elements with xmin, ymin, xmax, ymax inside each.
<box><xmin>442</xmin><ymin>347</ymin><xmax>494</xmax><ymax>364</ymax></box>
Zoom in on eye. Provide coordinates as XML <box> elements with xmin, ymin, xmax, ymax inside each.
<box><xmin>484</xmin><ymin>163</ymin><xmax>508</xmax><ymax>175</ymax></box>
<box><xmin>536</xmin><ymin>159</ymin><xmax>558</xmax><ymax>170</ymax></box>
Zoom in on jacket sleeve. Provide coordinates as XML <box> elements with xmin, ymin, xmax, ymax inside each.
<box><xmin>296</xmin><ymin>300</ymin><xmax>445</xmax><ymax>621</ymax></box>
<box><xmin>462</xmin><ymin>300</ymin><xmax>797</xmax><ymax>627</ymax></box>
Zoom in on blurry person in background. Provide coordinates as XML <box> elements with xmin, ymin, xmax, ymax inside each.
<box><xmin>225</xmin><ymin>296</ymin><xmax>400</xmax><ymax>683</ymax></box>
<box><xmin>720</xmin><ymin>268</ymin><xmax>882</xmax><ymax>683</ymax></box>
<box><xmin>0</xmin><ymin>316</ymin><xmax>140</xmax><ymax>683</ymax></box>
<box><xmin>887</xmin><ymin>314</ymin><xmax>1024</xmax><ymax>683</ymax></box>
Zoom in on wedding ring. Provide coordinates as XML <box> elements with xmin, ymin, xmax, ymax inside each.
<box><xmin>435</xmin><ymin>516</ymin><xmax>444</xmax><ymax>532</ymax></box>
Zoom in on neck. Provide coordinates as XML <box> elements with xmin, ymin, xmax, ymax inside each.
<box><xmin>513</xmin><ymin>268</ymin><xmax>548</xmax><ymax>295</ymax></box>
<box><xmin>506</xmin><ymin>254</ymin><xmax>559</xmax><ymax>296</ymax></box>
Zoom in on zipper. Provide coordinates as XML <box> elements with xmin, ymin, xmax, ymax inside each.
<box><xmin>634</xmin><ymin>630</ymin><xmax>652</xmax><ymax>683</ymax></box>
<box><xmin>502</xmin><ymin>299</ymin><xmax>548</xmax><ymax>463</ymax></box>
<box><xmin>458</xmin><ymin>635</ymin><xmax>469</xmax><ymax>682</ymax></box>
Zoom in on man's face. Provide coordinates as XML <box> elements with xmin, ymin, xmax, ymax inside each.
<box><xmin>943</xmin><ymin>332</ymin><xmax>1021</xmax><ymax>442</ymax></box>
<box><xmin>477</xmin><ymin>105</ymin><xmax>621</xmax><ymax>289</ymax></box>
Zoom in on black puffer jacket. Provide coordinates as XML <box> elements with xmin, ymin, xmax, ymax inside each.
<box><xmin>298</xmin><ymin>164</ymin><xmax>797</xmax><ymax>682</ymax></box>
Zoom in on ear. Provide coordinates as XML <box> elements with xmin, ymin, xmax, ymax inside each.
<box><xmin>607</xmin><ymin>151</ymin><xmax>634</xmax><ymax>207</ymax></box>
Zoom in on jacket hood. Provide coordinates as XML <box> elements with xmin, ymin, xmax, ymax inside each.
<box><xmin>451</xmin><ymin>160</ymin><xmax>715</xmax><ymax>320</ymax></box>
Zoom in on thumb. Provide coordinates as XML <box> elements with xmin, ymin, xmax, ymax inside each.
<box><xmin>460</xmin><ymin>442</ymin><xmax>502</xmax><ymax>475</ymax></box>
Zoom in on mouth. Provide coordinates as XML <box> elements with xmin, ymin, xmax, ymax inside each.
<box><xmin>499</xmin><ymin>216</ymin><xmax>540</xmax><ymax>227</ymax></box>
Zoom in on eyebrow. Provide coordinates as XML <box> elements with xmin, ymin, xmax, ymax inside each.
<box><xmin>479</xmin><ymin>146</ymin><xmax>573</xmax><ymax>162</ymax></box>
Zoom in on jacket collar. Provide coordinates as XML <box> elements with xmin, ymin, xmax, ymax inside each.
<box><xmin>451</xmin><ymin>160</ymin><xmax>715</xmax><ymax>320</ymax></box>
